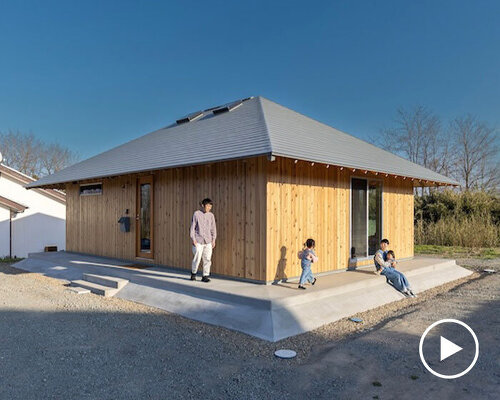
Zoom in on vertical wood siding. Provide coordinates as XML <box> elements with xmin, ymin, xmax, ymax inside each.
<box><xmin>66</xmin><ymin>155</ymin><xmax>414</xmax><ymax>283</ymax></box>
<box><xmin>381</xmin><ymin>176</ymin><xmax>415</xmax><ymax>262</ymax></box>
<box><xmin>66</xmin><ymin>157</ymin><xmax>267</xmax><ymax>281</ymax></box>
<box><xmin>66</xmin><ymin>175</ymin><xmax>136</xmax><ymax>261</ymax></box>
<box><xmin>266</xmin><ymin>157</ymin><xmax>414</xmax><ymax>281</ymax></box>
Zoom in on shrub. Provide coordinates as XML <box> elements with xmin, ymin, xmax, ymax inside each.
<box><xmin>415</xmin><ymin>190</ymin><xmax>500</xmax><ymax>247</ymax></box>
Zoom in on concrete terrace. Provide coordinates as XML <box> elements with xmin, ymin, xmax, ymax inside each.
<box><xmin>14</xmin><ymin>252</ymin><xmax>472</xmax><ymax>341</ymax></box>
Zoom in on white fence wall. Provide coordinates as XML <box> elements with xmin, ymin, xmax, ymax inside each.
<box><xmin>0</xmin><ymin>207</ymin><xmax>10</xmax><ymax>257</ymax></box>
<box><xmin>0</xmin><ymin>174</ymin><xmax>66</xmax><ymax>258</ymax></box>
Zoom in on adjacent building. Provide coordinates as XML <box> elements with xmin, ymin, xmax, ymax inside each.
<box><xmin>0</xmin><ymin>163</ymin><xmax>66</xmax><ymax>258</ymax></box>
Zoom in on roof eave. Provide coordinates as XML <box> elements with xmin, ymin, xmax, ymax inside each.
<box><xmin>26</xmin><ymin>152</ymin><xmax>275</xmax><ymax>189</ymax></box>
<box><xmin>269</xmin><ymin>153</ymin><xmax>459</xmax><ymax>187</ymax></box>
<box><xmin>0</xmin><ymin>196</ymin><xmax>28</xmax><ymax>213</ymax></box>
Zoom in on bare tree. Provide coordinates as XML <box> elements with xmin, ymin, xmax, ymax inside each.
<box><xmin>376</xmin><ymin>106</ymin><xmax>449</xmax><ymax>173</ymax></box>
<box><xmin>39</xmin><ymin>143</ymin><xmax>78</xmax><ymax>176</ymax></box>
<box><xmin>375</xmin><ymin>106</ymin><xmax>450</xmax><ymax>195</ymax></box>
<box><xmin>0</xmin><ymin>131</ymin><xmax>42</xmax><ymax>177</ymax></box>
<box><xmin>0</xmin><ymin>130</ymin><xmax>78</xmax><ymax>178</ymax></box>
<box><xmin>449</xmin><ymin>115</ymin><xmax>500</xmax><ymax>191</ymax></box>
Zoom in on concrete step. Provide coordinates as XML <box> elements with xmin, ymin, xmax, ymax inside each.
<box><xmin>404</xmin><ymin>259</ymin><xmax>457</xmax><ymax>277</ymax></box>
<box><xmin>71</xmin><ymin>280</ymin><xmax>119</xmax><ymax>297</ymax></box>
<box><xmin>66</xmin><ymin>286</ymin><xmax>91</xmax><ymax>295</ymax></box>
<box><xmin>410</xmin><ymin>265</ymin><xmax>472</xmax><ymax>293</ymax></box>
<box><xmin>83</xmin><ymin>273</ymin><xmax>128</xmax><ymax>289</ymax></box>
<box><xmin>269</xmin><ymin>264</ymin><xmax>472</xmax><ymax>341</ymax></box>
<box><xmin>273</xmin><ymin>261</ymin><xmax>471</xmax><ymax>310</ymax></box>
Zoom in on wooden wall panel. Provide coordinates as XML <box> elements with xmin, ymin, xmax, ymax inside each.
<box><xmin>266</xmin><ymin>157</ymin><xmax>414</xmax><ymax>280</ymax></box>
<box><xmin>381</xmin><ymin>176</ymin><xmax>414</xmax><ymax>261</ymax></box>
<box><xmin>153</xmin><ymin>158</ymin><xmax>267</xmax><ymax>280</ymax></box>
<box><xmin>65</xmin><ymin>157</ymin><xmax>267</xmax><ymax>281</ymax></box>
<box><xmin>266</xmin><ymin>158</ymin><xmax>349</xmax><ymax>281</ymax></box>
<box><xmin>66</xmin><ymin>176</ymin><xmax>137</xmax><ymax>260</ymax></box>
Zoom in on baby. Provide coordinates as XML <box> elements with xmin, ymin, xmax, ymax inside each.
<box><xmin>386</xmin><ymin>250</ymin><xmax>397</xmax><ymax>267</ymax></box>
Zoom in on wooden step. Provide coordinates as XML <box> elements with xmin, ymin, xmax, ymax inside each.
<box><xmin>83</xmin><ymin>273</ymin><xmax>128</xmax><ymax>289</ymax></box>
<box><xmin>71</xmin><ymin>280</ymin><xmax>119</xmax><ymax>297</ymax></box>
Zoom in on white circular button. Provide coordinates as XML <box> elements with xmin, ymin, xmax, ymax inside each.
<box><xmin>419</xmin><ymin>319</ymin><xmax>479</xmax><ymax>379</ymax></box>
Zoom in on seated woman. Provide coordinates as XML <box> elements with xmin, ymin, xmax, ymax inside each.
<box><xmin>374</xmin><ymin>239</ymin><xmax>416</xmax><ymax>297</ymax></box>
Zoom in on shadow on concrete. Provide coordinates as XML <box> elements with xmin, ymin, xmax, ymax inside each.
<box><xmin>0</xmin><ymin>263</ymin><xmax>30</xmax><ymax>275</ymax></box>
<box><xmin>44</xmin><ymin>258</ymin><xmax>275</xmax><ymax>310</ymax></box>
<box><xmin>271</xmin><ymin>281</ymin><xmax>303</xmax><ymax>291</ymax></box>
<box><xmin>347</xmin><ymin>268</ymin><xmax>376</xmax><ymax>275</ymax></box>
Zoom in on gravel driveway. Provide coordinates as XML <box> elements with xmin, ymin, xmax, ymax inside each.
<box><xmin>0</xmin><ymin>260</ymin><xmax>498</xmax><ymax>399</ymax></box>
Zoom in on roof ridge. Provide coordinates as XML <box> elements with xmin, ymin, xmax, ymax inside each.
<box><xmin>255</xmin><ymin>97</ymin><xmax>274</xmax><ymax>157</ymax></box>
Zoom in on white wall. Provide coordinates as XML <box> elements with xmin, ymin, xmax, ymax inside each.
<box><xmin>0</xmin><ymin>173</ymin><xmax>66</xmax><ymax>258</ymax></box>
<box><xmin>0</xmin><ymin>207</ymin><xmax>10</xmax><ymax>257</ymax></box>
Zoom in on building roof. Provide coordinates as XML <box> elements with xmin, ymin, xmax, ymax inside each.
<box><xmin>0</xmin><ymin>164</ymin><xmax>66</xmax><ymax>203</ymax></box>
<box><xmin>27</xmin><ymin>96</ymin><xmax>459</xmax><ymax>188</ymax></box>
<box><xmin>0</xmin><ymin>195</ymin><xmax>27</xmax><ymax>213</ymax></box>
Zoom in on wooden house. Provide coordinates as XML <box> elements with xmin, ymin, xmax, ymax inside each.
<box><xmin>28</xmin><ymin>97</ymin><xmax>458</xmax><ymax>283</ymax></box>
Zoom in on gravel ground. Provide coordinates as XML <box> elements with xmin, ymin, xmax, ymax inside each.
<box><xmin>0</xmin><ymin>258</ymin><xmax>498</xmax><ymax>399</ymax></box>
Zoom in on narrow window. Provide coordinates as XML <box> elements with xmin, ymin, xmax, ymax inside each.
<box><xmin>139</xmin><ymin>182</ymin><xmax>152</xmax><ymax>252</ymax></box>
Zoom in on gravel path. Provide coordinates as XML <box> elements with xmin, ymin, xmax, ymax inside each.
<box><xmin>0</xmin><ymin>259</ymin><xmax>498</xmax><ymax>399</ymax></box>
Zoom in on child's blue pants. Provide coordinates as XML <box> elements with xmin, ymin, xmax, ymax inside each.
<box><xmin>299</xmin><ymin>265</ymin><xmax>314</xmax><ymax>285</ymax></box>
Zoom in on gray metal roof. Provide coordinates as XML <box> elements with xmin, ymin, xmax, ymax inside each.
<box><xmin>28</xmin><ymin>96</ymin><xmax>458</xmax><ymax>188</ymax></box>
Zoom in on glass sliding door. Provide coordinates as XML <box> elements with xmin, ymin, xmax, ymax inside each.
<box><xmin>351</xmin><ymin>178</ymin><xmax>368</xmax><ymax>258</ymax></box>
<box><xmin>351</xmin><ymin>177</ymin><xmax>382</xmax><ymax>259</ymax></box>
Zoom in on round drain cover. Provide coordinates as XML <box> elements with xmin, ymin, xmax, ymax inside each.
<box><xmin>274</xmin><ymin>349</ymin><xmax>297</xmax><ymax>359</ymax></box>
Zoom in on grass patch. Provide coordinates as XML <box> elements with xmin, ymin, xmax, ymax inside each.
<box><xmin>415</xmin><ymin>245</ymin><xmax>500</xmax><ymax>259</ymax></box>
<box><xmin>0</xmin><ymin>257</ymin><xmax>24</xmax><ymax>263</ymax></box>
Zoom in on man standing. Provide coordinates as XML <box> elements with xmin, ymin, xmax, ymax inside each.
<box><xmin>190</xmin><ymin>198</ymin><xmax>217</xmax><ymax>282</ymax></box>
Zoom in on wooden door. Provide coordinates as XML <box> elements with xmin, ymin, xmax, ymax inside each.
<box><xmin>136</xmin><ymin>175</ymin><xmax>154</xmax><ymax>258</ymax></box>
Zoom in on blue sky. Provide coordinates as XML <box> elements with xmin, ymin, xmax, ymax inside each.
<box><xmin>0</xmin><ymin>0</ymin><xmax>499</xmax><ymax>159</ymax></box>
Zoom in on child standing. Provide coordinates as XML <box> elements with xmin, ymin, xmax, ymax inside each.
<box><xmin>298</xmin><ymin>238</ymin><xmax>318</xmax><ymax>290</ymax></box>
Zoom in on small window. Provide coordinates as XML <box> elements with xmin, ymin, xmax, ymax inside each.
<box><xmin>80</xmin><ymin>183</ymin><xmax>103</xmax><ymax>196</ymax></box>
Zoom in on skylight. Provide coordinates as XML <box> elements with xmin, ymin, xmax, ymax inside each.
<box><xmin>212</xmin><ymin>100</ymin><xmax>243</xmax><ymax>115</ymax></box>
<box><xmin>176</xmin><ymin>111</ymin><xmax>204</xmax><ymax>125</ymax></box>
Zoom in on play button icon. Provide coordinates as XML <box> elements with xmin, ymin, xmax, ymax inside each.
<box><xmin>440</xmin><ymin>336</ymin><xmax>462</xmax><ymax>361</ymax></box>
<box><xmin>419</xmin><ymin>319</ymin><xmax>479</xmax><ymax>379</ymax></box>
